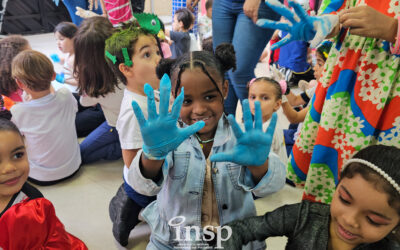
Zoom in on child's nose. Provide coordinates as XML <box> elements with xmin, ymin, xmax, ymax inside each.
<box><xmin>192</xmin><ymin>102</ymin><xmax>207</xmax><ymax>115</ymax></box>
<box><xmin>1</xmin><ymin>161</ymin><xmax>17</xmax><ymax>174</ymax></box>
<box><xmin>342</xmin><ymin>212</ymin><xmax>360</xmax><ymax>229</ymax></box>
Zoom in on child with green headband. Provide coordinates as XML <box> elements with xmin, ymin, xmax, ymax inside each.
<box><xmin>105</xmin><ymin>24</ymin><xmax>162</xmax><ymax>246</ymax></box>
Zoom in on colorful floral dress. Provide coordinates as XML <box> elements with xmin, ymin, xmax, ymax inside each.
<box><xmin>287</xmin><ymin>0</ymin><xmax>400</xmax><ymax>203</ymax></box>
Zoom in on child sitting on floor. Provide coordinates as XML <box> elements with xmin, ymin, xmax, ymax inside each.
<box><xmin>11</xmin><ymin>50</ymin><xmax>81</xmax><ymax>185</ymax></box>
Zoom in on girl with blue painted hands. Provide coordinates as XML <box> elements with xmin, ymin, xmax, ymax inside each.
<box><xmin>126</xmin><ymin>43</ymin><xmax>286</xmax><ymax>249</ymax></box>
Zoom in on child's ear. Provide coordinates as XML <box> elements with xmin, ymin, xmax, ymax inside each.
<box><xmin>118</xmin><ymin>63</ymin><xmax>134</xmax><ymax>78</ymax></box>
<box><xmin>179</xmin><ymin>21</ymin><xmax>185</xmax><ymax>30</ymax></box>
<box><xmin>273</xmin><ymin>98</ymin><xmax>282</xmax><ymax>112</ymax></box>
<box><xmin>222</xmin><ymin>79</ymin><xmax>229</xmax><ymax>100</ymax></box>
<box><xmin>15</xmin><ymin>78</ymin><xmax>26</xmax><ymax>90</ymax></box>
<box><xmin>51</xmin><ymin>73</ymin><xmax>56</xmax><ymax>81</ymax></box>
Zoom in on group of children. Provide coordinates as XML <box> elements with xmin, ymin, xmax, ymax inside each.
<box><xmin>0</xmin><ymin>0</ymin><xmax>400</xmax><ymax>249</ymax></box>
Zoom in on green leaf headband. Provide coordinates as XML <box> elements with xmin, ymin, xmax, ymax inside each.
<box><xmin>105</xmin><ymin>48</ymin><xmax>133</xmax><ymax>67</ymax></box>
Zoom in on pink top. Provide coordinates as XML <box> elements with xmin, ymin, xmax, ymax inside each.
<box><xmin>104</xmin><ymin>0</ymin><xmax>133</xmax><ymax>26</ymax></box>
<box><xmin>7</xmin><ymin>89</ymin><xmax>23</xmax><ymax>103</ymax></box>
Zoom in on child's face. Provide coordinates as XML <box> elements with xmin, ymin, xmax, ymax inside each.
<box><xmin>248</xmin><ymin>81</ymin><xmax>281</xmax><ymax>123</ymax></box>
<box><xmin>172</xmin><ymin>15</ymin><xmax>183</xmax><ymax>32</ymax></box>
<box><xmin>130</xmin><ymin>35</ymin><xmax>161</xmax><ymax>90</ymax></box>
<box><xmin>330</xmin><ymin>174</ymin><xmax>400</xmax><ymax>248</ymax></box>
<box><xmin>177</xmin><ymin>68</ymin><xmax>227</xmax><ymax>139</ymax></box>
<box><xmin>313</xmin><ymin>52</ymin><xmax>325</xmax><ymax>81</ymax></box>
<box><xmin>206</xmin><ymin>7</ymin><xmax>213</xmax><ymax>18</ymax></box>
<box><xmin>0</xmin><ymin>131</ymin><xmax>29</xmax><ymax>200</ymax></box>
<box><xmin>55</xmin><ymin>32</ymin><xmax>74</xmax><ymax>54</ymax></box>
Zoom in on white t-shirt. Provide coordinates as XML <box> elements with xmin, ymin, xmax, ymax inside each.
<box><xmin>116</xmin><ymin>89</ymin><xmax>149</xmax><ymax>150</ymax></box>
<box><xmin>117</xmin><ymin>89</ymin><xmax>154</xmax><ymax>181</ymax></box>
<box><xmin>80</xmin><ymin>83</ymin><xmax>125</xmax><ymax>127</ymax></box>
<box><xmin>11</xmin><ymin>88</ymin><xmax>81</xmax><ymax>181</ymax></box>
<box><xmin>262</xmin><ymin>118</ymin><xmax>288</xmax><ymax>165</ymax></box>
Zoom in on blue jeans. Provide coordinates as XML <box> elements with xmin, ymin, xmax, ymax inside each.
<box><xmin>124</xmin><ymin>179</ymin><xmax>156</xmax><ymax>208</ymax></box>
<box><xmin>212</xmin><ymin>0</ymin><xmax>281</xmax><ymax>115</ymax></box>
<box><xmin>80</xmin><ymin>121</ymin><xmax>122</xmax><ymax>164</ymax></box>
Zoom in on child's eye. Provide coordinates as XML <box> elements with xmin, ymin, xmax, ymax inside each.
<box><xmin>339</xmin><ymin>195</ymin><xmax>350</xmax><ymax>205</ymax></box>
<box><xmin>205</xmin><ymin>95</ymin><xmax>216</xmax><ymax>101</ymax></box>
<box><xmin>156</xmin><ymin>50</ymin><xmax>161</xmax><ymax>56</ymax></box>
<box><xmin>366</xmin><ymin>217</ymin><xmax>382</xmax><ymax>226</ymax></box>
<box><xmin>249</xmin><ymin>95</ymin><xmax>256</xmax><ymax>100</ymax></box>
<box><xmin>144</xmin><ymin>52</ymin><xmax>151</xmax><ymax>58</ymax></box>
<box><xmin>13</xmin><ymin>152</ymin><xmax>24</xmax><ymax>159</ymax></box>
<box><xmin>183</xmin><ymin>99</ymin><xmax>192</xmax><ymax>105</ymax></box>
<box><xmin>262</xmin><ymin>96</ymin><xmax>269</xmax><ymax>101</ymax></box>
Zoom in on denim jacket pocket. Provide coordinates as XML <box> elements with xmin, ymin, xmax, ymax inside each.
<box><xmin>226</xmin><ymin>163</ymin><xmax>242</xmax><ymax>190</ymax></box>
<box><xmin>169</xmin><ymin>151</ymin><xmax>191</xmax><ymax>179</ymax></box>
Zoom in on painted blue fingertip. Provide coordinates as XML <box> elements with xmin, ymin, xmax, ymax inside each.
<box><xmin>131</xmin><ymin>100</ymin><xmax>140</xmax><ymax>110</ymax></box>
<box><xmin>160</xmin><ymin>73</ymin><xmax>171</xmax><ymax>87</ymax></box>
<box><xmin>144</xmin><ymin>84</ymin><xmax>155</xmax><ymax>99</ymax></box>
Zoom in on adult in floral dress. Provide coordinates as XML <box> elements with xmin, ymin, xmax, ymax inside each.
<box><xmin>287</xmin><ymin>0</ymin><xmax>400</xmax><ymax>203</ymax></box>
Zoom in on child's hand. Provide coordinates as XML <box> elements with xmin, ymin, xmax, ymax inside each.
<box><xmin>55</xmin><ymin>73</ymin><xmax>65</xmax><ymax>83</ymax></box>
<box><xmin>210</xmin><ymin>100</ymin><xmax>277</xmax><ymax>166</ymax></box>
<box><xmin>131</xmin><ymin>74</ymin><xmax>205</xmax><ymax>160</ymax></box>
<box><xmin>339</xmin><ymin>6</ymin><xmax>397</xmax><ymax>43</ymax></box>
<box><xmin>50</xmin><ymin>53</ymin><xmax>61</xmax><ymax>63</ymax></box>
<box><xmin>257</xmin><ymin>0</ymin><xmax>338</xmax><ymax>49</ymax></box>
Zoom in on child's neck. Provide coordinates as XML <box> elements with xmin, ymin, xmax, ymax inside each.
<box><xmin>126</xmin><ymin>80</ymin><xmax>146</xmax><ymax>96</ymax></box>
<box><xmin>27</xmin><ymin>88</ymin><xmax>51</xmax><ymax>100</ymax></box>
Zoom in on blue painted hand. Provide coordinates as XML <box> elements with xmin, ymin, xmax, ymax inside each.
<box><xmin>210</xmin><ymin>100</ymin><xmax>277</xmax><ymax>166</ymax></box>
<box><xmin>257</xmin><ymin>0</ymin><xmax>338</xmax><ymax>49</ymax></box>
<box><xmin>131</xmin><ymin>74</ymin><xmax>205</xmax><ymax>160</ymax></box>
<box><xmin>55</xmin><ymin>73</ymin><xmax>65</xmax><ymax>83</ymax></box>
<box><xmin>50</xmin><ymin>53</ymin><xmax>61</xmax><ymax>63</ymax></box>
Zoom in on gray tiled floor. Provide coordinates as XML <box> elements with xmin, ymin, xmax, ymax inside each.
<box><xmin>23</xmin><ymin>32</ymin><xmax>303</xmax><ymax>249</ymax></box>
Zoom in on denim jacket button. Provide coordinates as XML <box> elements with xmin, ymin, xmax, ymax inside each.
<box><xmin>222</xmin><ymin>204</ymin><xmax>228</xmax><ymax>210</ymax></box>
<box><xmin>212</xmin><ymin>168</ymin><xmax>218</xmax><ymax>174</ymax></box>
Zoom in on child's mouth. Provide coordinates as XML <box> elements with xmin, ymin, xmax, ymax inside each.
<box><xmin>337</xmin><ymin>223</ymin><xmax>359</xmax><ymax>241</ymax></box>
<box><xmin>1</xmin><ymin>176</ymin><xmax>20</xmax><ymax>186</ymax></box>
<box><xmin>192</xmin><ymin>116</ymin><xmax>212</xmax><ymax>123</ymax></box>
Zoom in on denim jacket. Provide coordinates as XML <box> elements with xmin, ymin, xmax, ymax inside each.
<box><xmin>127</xmin><ymin>116</ymin><xmax>286</xmax><ymax>249</ymax></box>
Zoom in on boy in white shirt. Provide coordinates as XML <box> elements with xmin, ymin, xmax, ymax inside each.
<box><xmin>105</xmin><ymin>25</ymin><xmax>161</xmax><ymax>246</ymax></box>
<box><xmin>11</xmin><ymin>50</ymin><xmax>81</xmax><ymax>185</ymax></box>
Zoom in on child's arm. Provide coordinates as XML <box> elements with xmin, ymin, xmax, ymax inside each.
<box><xmin>221</xmin><ymin>203</ymin><xmax>302</xmax><ymax>249</ymax></box>
<box><xmin>122</xmin><ymin>149</ymin><xmax>140</xmax><ymax>169</ymax></box>
<box><xmin>282</xmin><ymin>102</ymin><xmax>309</xmax><ymax>124</ymax></box>
<box><xmin>286</xmin><ymin>91</ymin><xmax>307</xmax><ymax>107</ymax></box>
<box><xmin>63</xmin><ymin>56</ymin><xmax>78</xmax><ymax>86</ymax></box>
<box><xmin>130</xmin><ymin>75</ymin><xmax>204</xmax><ymax>180</ymax></box>
<box><xmin>164</xmin><ymin>29</ymin><xmax>171</xmax><ymax>38</ymax></box>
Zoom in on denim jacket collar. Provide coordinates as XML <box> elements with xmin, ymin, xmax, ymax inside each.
<box><xmin>183</xmin><ymin>115</ymin><xmax>232</xmax><ymax>148</ymax></box>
